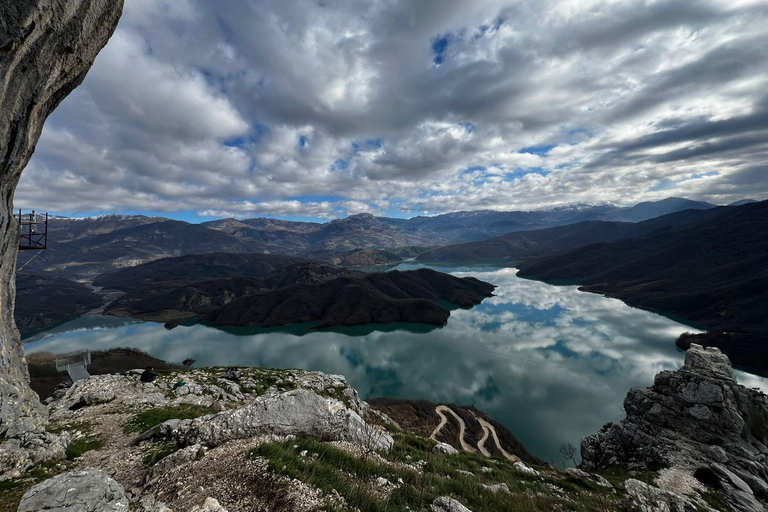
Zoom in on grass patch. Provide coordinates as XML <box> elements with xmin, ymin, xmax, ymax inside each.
<box><xmin>125</xmin><ymin>404</ymin><xmax>214</xmax><ymax>433</ymax></box>
<box><xmin>65</xmin><ymin>435</ymin><xmax>104</xmax><ymax>460</ymax></box>
<box><xmin>251</xmin><ymin>435</ymin><xmax>621</xmax><ymax>512</ymax></box>
<box><xmin>142</xmin><ymin>440</ymin><xmax>180</xmax><ymax>466</ymax></box>
<box><xmin>47</xmin><ymin>420</ymin><xmax>94</xmax><ymax>435</ymax></box>
<box><xmin>595</xmin><ymin>466</ymin><xmax>657</xmax><ymax>488</ymax></box>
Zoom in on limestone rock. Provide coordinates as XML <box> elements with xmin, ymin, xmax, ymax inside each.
<box><xmin>513</xmin><ymin>461</ymin><xmax>540</xmax><ymax>476</ymax></box>
<box><xmin>191</xmin><ymin>497</ymin><xmax>229</xmax><ymax>512</ymax></box>
<box><xmin>565</xmin><ymin>467</ymin><xmax>613</xmax><ymax>488</ymax></box>
<box><xmin>581</xmin><ymin>344</ymin><xmax>768</xmax><ymax>512</ymax></box>
<box><xmin>433</xmin><ymin>442</ymin><xmax>459</xmax><ymax>455</ymax></box>
<box><xmin>431</xmin><ymin>496</ymin><xmax>473</xmax><ymax>512</ymax></box>
<box><xmin>0</xmin><ymin>429</ymin><xmax>66</xmax><ymax>480</ymax></box>
<box><xmin>17</xmin><ymin>468</ymin><xmax>129</xmax><ymax>512</ymax></box>
<box><xmin>620</xmin><ymin>479</ymin><xmax>697</xmax><ymax>512</ymax></box>
<box><xmin>148</xmin><ymin>444</ymin><xmax>205</xmax><ymax>483</ymax></box>
<box><xmin>0</xmin><ymin>0</ymin><xmax>124</xmax><ymax>441</ymax></box>
<box><xmin>144</xmin><ymin>388</ymin><xmax>393</xmax><ymax>452</ymax></box>
<box><xmin>482</xmin><ymin>482</ymin><xmax>511</xmax><ymax>494</ymax></box>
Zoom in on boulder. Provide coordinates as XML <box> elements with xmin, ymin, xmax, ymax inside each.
<box><xmin>191</xmin><ymin>497</ymin><xmax>228</xmax><ymax>512</ymax></box>
<box><xmin>565</xmin><ymin>467</ymin><xmax>613</xmax><ymax>488</ymax></box>
<box><xmin>581</xmin><ymin>344</ymin><xmax>768</xmax><ymax>512</ymax></box>
<box><xmin>513</xmin><ymin>461</ymin><xmax>540</xmax><ymax>476</ymax></box>
<box><xmin>0</xmin><ymin>429</ymin><xmax>66</xmax><ymax>481</ymax></box>
<box><xmin>17</xmin><ymin>468</ymin><xmax>129</xmax><ymax>512</ymax></box>
<box><xmin>144</xmin><ymin>389</ymin><xmax>393</xmax><ymax>452</ymax></box>
<box><xmin>482</xmin><ymin>482</ymin><xmax>511</xmax><ymax>494</ymax></box>
<box><xmin>433</xmin><ymin>442</ymin><xmax>459</xmax><ymax>455</ymax></box>
<box><xmin>431</xmin><ymin>496</ymin><xmax>473</xmax><ymax>512</ymax></box>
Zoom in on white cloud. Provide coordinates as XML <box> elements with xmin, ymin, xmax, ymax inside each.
<box><xmin>16</xmin><ymin>0</ymin><xmax>768</xmax><ymax>219</ymax></box>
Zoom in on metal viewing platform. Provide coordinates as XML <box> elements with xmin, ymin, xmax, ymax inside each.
<box><xmin>55</xmin><ymin>349</ymin><xmax>91</xmax><ymax>382</ymax></box>
<box><xmin>17</xmin><ymin>210</ymin><xmax>48</xmax><ymax>250</ymax></box>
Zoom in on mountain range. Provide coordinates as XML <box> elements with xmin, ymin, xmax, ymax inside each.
<box><xmin>18</xmin><ymin>197</ymin><xmax>720</xmax><ymax>279</ymax></box>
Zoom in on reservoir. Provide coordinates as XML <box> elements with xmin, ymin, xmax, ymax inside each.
<box><xmin>23</xmin><ymin>264</ymin><xmax>767</xmax><ymax>463</ymax></box>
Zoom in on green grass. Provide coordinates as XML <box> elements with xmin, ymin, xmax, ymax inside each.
<box><xmin>124</xmin><ymin>404</ymin><xmax>214</xmax><ymax>433</ymax></box>
<box><xmin>595</xmin><ymin>465</ymin><xmax>657</xmax><ymax>488</ymax></box>
<box><xmin>251</xmin><ymin>434</ymin><xmax>621</xmax><ymax>512</ymax></box>
<box><xmin>65</xmin><ymin>435</ymin><xmax>104</xmax><ymax>460</ymax></box>
<box><xmin>47</xmin><ymin>420</ymin><xmax>94</xmax><ymax>435</ymax></box>
<box><xmin>142</xmin><ymin>440</ymin><xmax>180</xmax><ymax>466</ymax></box>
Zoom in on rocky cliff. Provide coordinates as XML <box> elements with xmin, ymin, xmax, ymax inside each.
<box><xmin>582</xmin><ymin>343</ymin><xmax>768</xmax><ymax>512</ymax></box>
<box><xmin>0</xmin><ymin>0</ymin><xmax>123</xmax><ymax>473</ymax></box>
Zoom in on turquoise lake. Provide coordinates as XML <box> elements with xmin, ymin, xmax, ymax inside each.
<box><xmin>23</xmin><ymin>263</ymin><xmax>768</xmax><ymax>463</ymax></box>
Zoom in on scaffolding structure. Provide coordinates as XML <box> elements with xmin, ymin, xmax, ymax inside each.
<box><xmin>17</xmin><ymin>209</ymin><xmax>48</xmax><ymax>250</ymax></box>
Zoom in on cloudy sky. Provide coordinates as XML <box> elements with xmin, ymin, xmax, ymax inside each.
<box><xmin>16</xmin><ymin>0</ymin><xmax>768</xmax><ymax>221</ymax></box>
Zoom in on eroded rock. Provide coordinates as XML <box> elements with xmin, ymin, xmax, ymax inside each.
<box><xmin>433</xmin><ymin>442</ymin><xmax>459</xmax><ymax>455</ymax></box>
<box><xmin>620</xmin><ymin>479</ymin><xmax>697</xmax><ymax>512</ymax></box>
<box><xmin>431</xmin><ymin>496</ymin><xmax>474</xmax><ymax>512</ymax></box>
<box><xmin>17</xmin><ymin>468</ymin><xmax>129</xmax><ymax>512</ymax></box>
<box><xmin>581</xmin><ymin>344</ymin><xmax>768</xmax><ymax>512</ymax></box>
<box><xmin>144</xmin><ymin>388</ymin><xmax>393</xmax><ymax>452</ymax></box>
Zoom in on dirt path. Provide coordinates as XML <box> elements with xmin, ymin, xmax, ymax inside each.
<box><xmin>429</xmin><ymin>405</ymin><xmax>476</xmax><ymax>453</ymax></box>
<box><xmin>476</xmin><ymin>421</ymin><xmax>492</xmax><ymax>457</ymax></box>
<box><xmin>473</xmin><ymin>414</ymin><xmax>519</xmax><ymax>462</ymax></box>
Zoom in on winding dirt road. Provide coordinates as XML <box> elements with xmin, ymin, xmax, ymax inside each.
<box><xmin>429</xmin><ymin>405</ymin><xmax>476</xmax><ymax>453</ymax></box>
<box><xmin>474</xmin><ymin>413</ymin><xmax>520</xmax><ymax>462</ymax></box>
<box><xmin>429</xmin><ymin>405</ymin><xmax>520</xmax><ymax>461</ymax></box>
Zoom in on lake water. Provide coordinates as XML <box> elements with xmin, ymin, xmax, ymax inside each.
<box><xmin>23</xmin><ymin>263</ymin><xmax>768</xmax><ymax>463</ymax></box>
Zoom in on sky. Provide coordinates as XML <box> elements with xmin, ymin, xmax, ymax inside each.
<box><xmin>15</xmin><ymin>0</ymin><xmax>768</xmax><ymax>222</ymax></box>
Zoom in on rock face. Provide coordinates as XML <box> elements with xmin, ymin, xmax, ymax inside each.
<box><xmin>17</xmin><ymin>467</ymin><xmax>129</xmax><ymax>512</ymax></box>
<box><xmin>0</xmin><ymin>0</ymin><xmax>123</xmax><ymax>441</ymax></box>
<box><xmin>581</xmin><ymin>344</ymin><xmax>768</xmax><ymax>512</ymax></box>
<box><xmin>620</xmin><ymin>479</ymin><xmax>697</xmax><ymax>512</ymax></box>
<box><xmin>146</xmin><ymin>388</ymin><xmax>394</xmax><ymax>452</ymax></box>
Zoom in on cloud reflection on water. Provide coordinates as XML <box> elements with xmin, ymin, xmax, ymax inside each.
<box><xmin>24</xmin><ymin>267</ymin><xmax>766</xmax><ymax>463</ymax></box>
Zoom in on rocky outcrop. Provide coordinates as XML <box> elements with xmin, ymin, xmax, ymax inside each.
<box><xmin>581</xmin><ymin>344</ymin><xmax>768</xmax><ymax>512</ymax></box>
<box><xmin>0</xmin><ymin>0</ymin><xmax>123</xmax><ymax>453</ymax></box>
<box><xmin>433</xmin><ymin>441</ymin><xmax>459</xmax><ymax>455</ymax></box>
<box><xmin>620</xmin><ymin>479</ymin><xmax>698</xmax><ymax>512</ymax></box>
<box><xmin>145</xmin><ymin>388</ymin><xmax>394</xmax><ymax>452</ymax></box>
<box><xmin>17</xmin><ymin>468</ymin><xmax>129</xmax><ymax>512</ymax></box>
<box><xmin>431</xmin><ymin>496</ymin><xmax>474</xmax><ymax>512</ymax></box>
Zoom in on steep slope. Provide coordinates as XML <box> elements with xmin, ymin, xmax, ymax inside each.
<box><xmin>14</xmin><ymin>274</ymin><xmax>103</xmax><ymax>336</ymax></box>
<box><xmin>201</xmin><ymin>268</ymin><xmax>495</xmax><ymax>329</ymax></box>
<box><xmin>518</xmin><ymin>200</ymin><xmax>768</xmax><ymax>374</ymax></box>
<box><xmin>93</xmin><ymin>252</ymin><xmax>310</xmax><ymax>290</ymax></box>
<box><xmin>103</xmin><ymin>259</ymin><xmax>367</xmax><ymax>322</ymax></box>
<box><xmin>418</xmin><ymin>206</ymin><xmax>723</xmax><ymax>263</ymax></box>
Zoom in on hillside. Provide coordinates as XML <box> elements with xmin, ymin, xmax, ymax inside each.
<box><xmin>201</xmin><ymin>268</ymin><xmax>495</xmax><ymax>329</ymax></box>
<box><xmin>5</xmin><ymin>345</ymin><xmax>759</xmax><ymax>512</ymax></box>
<box><xmin>417</xmin><ymin>206</ymin><xmax>723</xmax><ymax>263</ymax></box>
<box><xmin>19</xmin><ymin>220</ymin><xmax>265</xmax><ymax>279</ymax></box>
<box><xmin>14</xmin><ymin>273</ymin><xmax>103</xmax><ymax>336</ymax></box>
<box><xmin>517</xmin><ymin>200</ymin><xmax>768</xmax><ymax>374</ymax></box>
<box><xmin>93</xmin><ymin>253</ymin><xmax>311</xmax><ymax>290</ymax></box>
